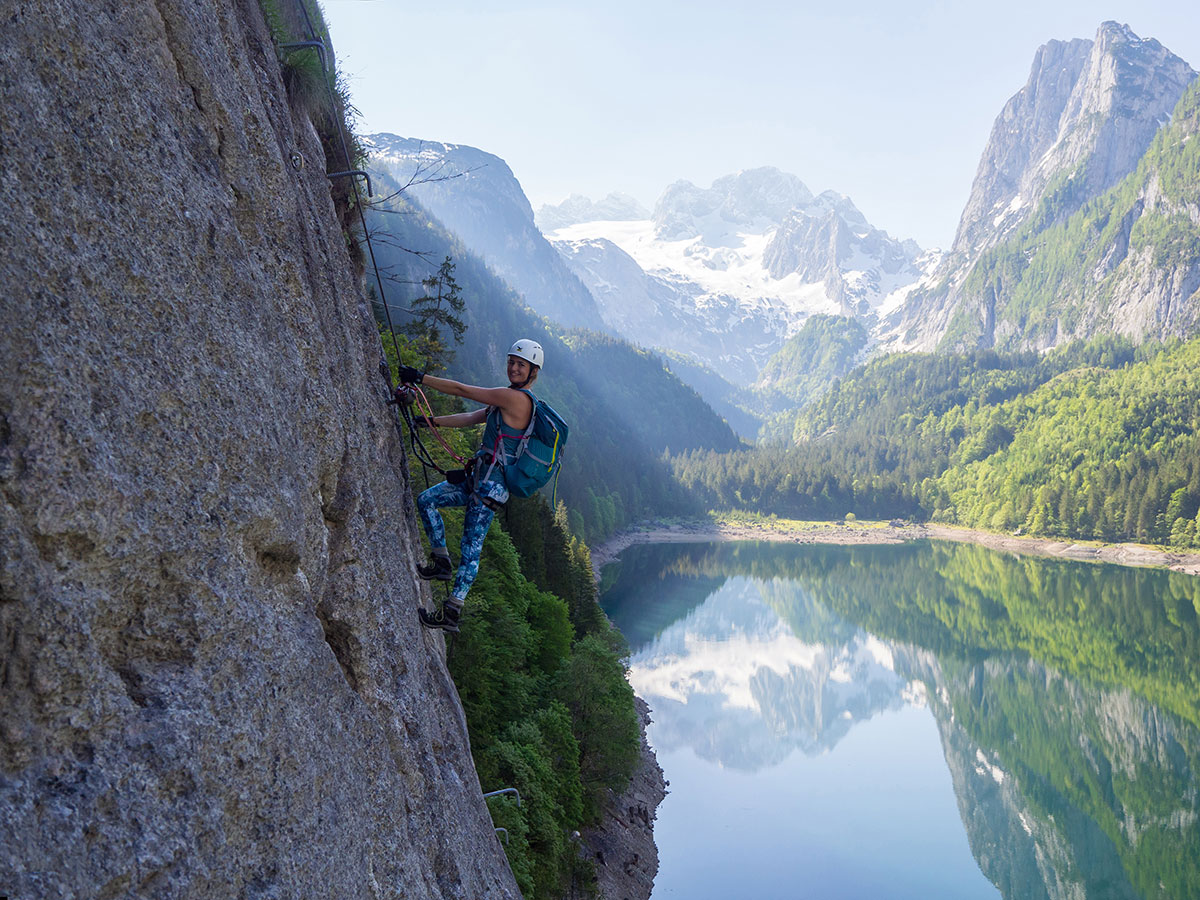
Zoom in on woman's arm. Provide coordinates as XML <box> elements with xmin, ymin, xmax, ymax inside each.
<box><xmin>418</xmin><ymin>374</ymin><xmax>531</xmax><ymax>426</ymax></box>
<box><xmin>420</xmin><ymin>374</ymin><xmax>513</xmax><ymax>408</ymax></box>
<box><xmin>424</xmin><ymin>407</ymin><xmax>488</xmax><ymax>428</ymax></box>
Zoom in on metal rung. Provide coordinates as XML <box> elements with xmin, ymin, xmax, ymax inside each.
<box><xmin>483</xmin><ymin>787</ymin><xmax>521</xmax><ymax>807</ymax></box>
<box><xmin>278</xmin><ymin>40</ymin><xmax>327</xmax><ymax>72</ymax></box>
<box><xmin>494</xmin><ymin>827</ymin><xmax>509</xmax><ymax>844</ymax></box>
<box><xmin>327</xmin><ymin>169</ymin><xmax>373</xmax><ymax>197</ymax></box>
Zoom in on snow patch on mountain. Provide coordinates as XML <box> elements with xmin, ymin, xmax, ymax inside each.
<box><xmin>544</xmin><ymin>170</ymin><xmax>933</xmax><ymax>384</ymax></box>
<box><xmin>877</xmin><ymin>248</ymin><xmax>946</xmax><ymax>319</ymax></box>
<box><xmin>551</xmin><ymin>218</ymin><xmax>841</xmax><ymax>323</ymax></box>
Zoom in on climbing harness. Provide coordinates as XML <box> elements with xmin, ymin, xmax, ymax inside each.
<box><xmin>392</xmin><ymin>384</ymin><xmax>474</xmax><ymax>638</ymax></box>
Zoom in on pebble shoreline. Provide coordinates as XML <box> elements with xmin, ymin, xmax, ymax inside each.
<box><xmin>592</xmin><ymin>520</ymin><xmax>1200</xmax><ymax>579</ymax></box>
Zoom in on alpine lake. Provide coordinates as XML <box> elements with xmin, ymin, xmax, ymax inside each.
<box><xmin>598</xmin><ymin>540</ymin><xmax>1200</xmax><ymax>900</ymax></box>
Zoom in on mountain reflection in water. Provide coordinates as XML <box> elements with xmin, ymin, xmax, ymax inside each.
<box><xmin>626</xmin><ymin>578</ymin><xmax>910</xmax><ymax>771</ymax></box>
<box><xmin>601</xmin><ymin>540</ymin><xmax>1200</xmax><ymax>900</ymax></box>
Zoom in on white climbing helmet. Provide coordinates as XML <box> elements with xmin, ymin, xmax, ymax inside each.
<box><xmin>508</xmin><ymin>339</ymin><xmax>544</xmax><ymax>369</ymax></box>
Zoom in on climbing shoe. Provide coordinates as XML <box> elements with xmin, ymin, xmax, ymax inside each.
<box><xmin>418</xmin><ymin>554</ymin><xmax>453</xmax><ymax>581</ymax></box>
<box><xmin>418</xmin><ymin>603</ymin><xmax>461</xmax><ymax>633</ymax></box>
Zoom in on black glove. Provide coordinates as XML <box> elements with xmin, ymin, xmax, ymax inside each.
<box><xmin>398</xmin><ymin>365</ymin><xmax>424</xmax><ymax>384</ymax></box>
<box><xmin>413</xmin><ymin>415</ymin><xmax>432</xmax><ymax>428</ymax></box>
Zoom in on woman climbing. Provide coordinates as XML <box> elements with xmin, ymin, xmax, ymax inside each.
<box><xmin>397</xmin><ymin>339</ymin><xmax>544</xmax><ymax>633</ymax></box>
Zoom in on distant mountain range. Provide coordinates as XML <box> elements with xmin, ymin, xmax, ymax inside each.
<box><xmin>367</xmin><ymin>135</ymin><xmax>930</xmax><ymax>388</ymax></box>
<box><xmin>364</xmin><ymin>20</ymin><xmax>1200</xmax><ymax>439</ymax></box>
<box><xmin>540</xmin><ymin>20</ymin><xmax>1200</xmax><ymax>378</ymax></box>
<box><xmin>535</xmin><ymin>192</ymin><xmax>649</xmax><ymax>231</ymax></box>
<box><xmin>541</xmin><ymin>168</ymin><xmax>933</xmax><ymax>385</ymax></box>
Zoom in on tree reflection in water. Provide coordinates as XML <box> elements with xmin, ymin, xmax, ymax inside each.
<box><xmin>601</xmin><ymin>540</ymin><xmax>1200</xmax><ymax>900</ymax></box>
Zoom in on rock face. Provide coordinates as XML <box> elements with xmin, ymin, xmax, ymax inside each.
<box><xmin>882</xmin><ymin>21</ymin><xmax>1197</xmax><ymax>352</ymax></box>
<box><xmin>763</xmin><ymin>195</ymin><xmax>927</xmax><ymax>317</ymax></box>
<box><xmin>952</xmin><ymin>37</ymin><xmax>1095</xmax><ymax>258</ymax></box>
<box><xmin>0</xmin><ymin>3</ymin><xmax>518</xmax><ymax>898</ymax></box>
<box><xmin>955</xmin><ymin>23</ymin><xmax>1193</xmax><ymax>257</ymax></box>
<box><xmin>580</xmin><ymin>698</ymin><xmax>666</xmax><ymax>900</ymax></box>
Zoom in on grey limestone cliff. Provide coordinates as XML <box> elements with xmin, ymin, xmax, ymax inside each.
<box><xmin>954</xmin><ymin>22</ymin><xmax>1194</xmax><ymax>257</ymax></box>
<box><xmin>0</xmin><ymin>2</ymin><xmax>519</xmax><ymax>897</ymax></box>
<box><xmin>883</xmin><ymin>21</ymin><xmax>1196</xmax><ymax>351</ymax></box>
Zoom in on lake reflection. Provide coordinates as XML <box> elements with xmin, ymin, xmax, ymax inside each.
<box><xmin>600</xmin><ymin>541</ymin><xmax>1200</xmax><ymax>900</ymax></box>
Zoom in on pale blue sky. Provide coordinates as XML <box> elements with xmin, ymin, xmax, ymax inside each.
<box><xmin>322</xmin><ymin>1</ymin><xmax>1199</xmax><ymax>249</ymax></box>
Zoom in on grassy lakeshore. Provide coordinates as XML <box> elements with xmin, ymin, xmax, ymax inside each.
<box><xmin>591</xmin><ymin>512</ymin><xmax>1200</xmax><ymax>580</ymax></box>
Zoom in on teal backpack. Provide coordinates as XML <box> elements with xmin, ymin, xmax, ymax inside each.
<box><xmin>484</xmin><ymin>391</ymin><xmax>569</xmax><ymax>499</ymax></box>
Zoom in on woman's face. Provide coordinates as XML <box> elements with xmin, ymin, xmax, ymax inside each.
<box><xmin>507</xmin><ymin>355</ymin><xmax>532</xmax><ymax>385</ymax></box>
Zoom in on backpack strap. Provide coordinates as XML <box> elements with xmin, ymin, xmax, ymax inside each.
<box><xmin>496</xmin><ymin>389</ymin><xmax>538</xmax><ymax>450</ymax></box>
<box><xmin>478</xmin><ymin>390</ymin><xmax>538</xmax><ymax>488</ymax></box>
<box><xmin>511</xmin><ymin>388</ymin><xmax>538</xmax><ymax>448</ymax></box>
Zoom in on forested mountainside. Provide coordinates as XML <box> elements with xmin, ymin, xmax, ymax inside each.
<box><xmin>408</xmin><ymin>481</ymin><xmax>648</xmax><ymax>899</ymax></box>
<box><xmin>655</xmin><ymin>350</ymin><xmax>766</xmax><ymax>441</ymax></box>
<box><xmin>884</xmin><ymin>22</ymin><xmax>1198</xmax><ymax>352</ymax></box>
<box><xmin>678</xmin><ymin>336</ymin><xmax>1200</xmax><ymax>547</ymax></box>
<box><xmin>364</xmin><ymin>170</ymin><xmax>742</xmax><ymax>541</ymax></box>
<box><xmin>754</xmin><ymin>315</ymin><xmax>868</xmax><ymax>407</ymax></box>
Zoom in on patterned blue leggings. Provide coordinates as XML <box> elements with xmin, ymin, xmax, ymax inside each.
<box><xmin>417</xmin><ymin>480</ymin><xmax>499</xmax><ymax>605</ymax></box>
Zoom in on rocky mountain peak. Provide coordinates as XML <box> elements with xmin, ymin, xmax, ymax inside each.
<box><xmin>535</xmin><ymin>192</ymin><xmax>650</xmax><ymax>231</ymax></box>
<box><xmin>952</xmin><ymin>22</ymin><xmax>1194</xmax><ymax>257</ymax></box>
<box><xmin>763</xmin><ymin>195</ymin><xmax>927</xmax><ymax>318</ymax></box>
<box><xmin>652</xmin><ymin>167</ymin><xmax>814</xmax><ymax>240</ymax></box>
<box><xmin>881</xmin><ymin>22</ymin><xmax>1197</xmax><ymax>354</ymax></box>
<box><xmin>803</xmin><ymin>190</ymin><xmax>868</xmax><ymax>228</ymax></box>
<box><xmin>547</xmin><ymin>164</ymin><xmax>929</xmax><ymax>387</ymax></box>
